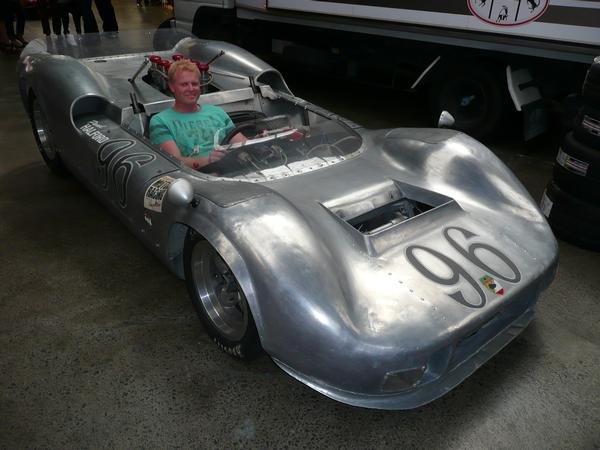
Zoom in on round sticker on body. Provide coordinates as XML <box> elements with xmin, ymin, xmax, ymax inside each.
<box><xmin>467</xmin><ymin>0</ymin><xmax>549</xmax><ymax>26</ymax></box>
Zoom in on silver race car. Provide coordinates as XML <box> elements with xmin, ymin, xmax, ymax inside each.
<box><xmin>18</xmin><ymin>29</ymin><xmax>558</xmax><ymax>410</ymax></box>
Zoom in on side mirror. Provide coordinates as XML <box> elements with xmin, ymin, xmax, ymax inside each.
<box><xmin>438</xmin><ymin>111</ymin><xmax>455</xmax><ymax>129</ymax></box>
<box><xmin>167</xmin><ymin>178</ymin><xmax>194</xmax><ymax>206</ymax></box>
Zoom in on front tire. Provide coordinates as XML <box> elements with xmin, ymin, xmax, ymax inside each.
<box><xmin>184</xmin><ymin>233</ymin><xmax>261</xmax><ymax>359</ymax></box>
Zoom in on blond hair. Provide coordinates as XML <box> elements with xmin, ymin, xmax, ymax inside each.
<box><xmin>168</xmin><ymin>59</ymin><xmax>199</xmax><ymax>82</ymax></box>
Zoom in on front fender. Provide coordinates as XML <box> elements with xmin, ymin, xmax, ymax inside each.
<box><xmin>178</xmin><ymin>188</ymin><xmax>352</xmax><ymax>361</ymax></box>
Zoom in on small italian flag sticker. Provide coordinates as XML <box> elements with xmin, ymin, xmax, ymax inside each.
<box><xmin>480</xmin><ymin>275</ymin><xmax>505</xmax><ymax>295</ymax></box>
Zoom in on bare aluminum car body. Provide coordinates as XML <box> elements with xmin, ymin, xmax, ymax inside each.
<box><xmin>18</xmin><ymin>30</ymin><xmax>558</xmax><ymax>410</ymax></box>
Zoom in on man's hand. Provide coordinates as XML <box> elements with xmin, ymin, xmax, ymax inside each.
<box><xmin>208</xmin><ymin>147</ymin><xmax>227</xmax><ymax>164</ymax></box>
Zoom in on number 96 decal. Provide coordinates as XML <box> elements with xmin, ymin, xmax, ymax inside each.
<box><xmin>405</xmin><ymin>227</ymin><xmax>521</xmax><ymax>309</ymax></box>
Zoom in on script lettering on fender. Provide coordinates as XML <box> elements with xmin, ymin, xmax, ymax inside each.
<box><xmin>80</xmin><ymin>120</ymin><xmax>110</xmax><ymax>144</ymax></box>
<box><xmin>97</xmin><ymin>139</ymin><xmax>156</xmax><ymax>208</ymax></box>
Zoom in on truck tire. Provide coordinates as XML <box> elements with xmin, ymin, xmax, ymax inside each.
<box><xmin>573</xmin><ymin>104</ymin><xmax>600</xmax><ymax>149</ymax></box>
<box><xmin>541</xmin><ymin>181</ymin><xmax>600</xmax><ymax>251</ymax></box>
<box><xmin>430</xmin><ymin>64</ymin><xmax>505</xmax><ymax>140</ymax></box>
<box><xmin>192</xmin><ymin>6</ymin><xmax>235</xmax><ymax>42</ymax></box>
<box><xmin>582</xmin><ymin>57</ymin><xmax>600</xmax><ymax>105</ymax></box>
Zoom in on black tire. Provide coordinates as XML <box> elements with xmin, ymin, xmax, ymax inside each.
<box><xmin>573</xmin><ymin>104</ymin><xmax>600</xmax><ymax>149</ymax></box>
<box><xmin>559</xmin><ymin>130</ymin><xmax>600</xmax><ymax>177</ymax></box>
<box><xmin>541</xmin><ymin>181</ymin><xmax>600</xmax><ymax>251</ymax></box>
<box><xmin>553</xmin><ymin>162</ymin><xmax>600</xmax><ymax>205</ymax></box>
<box><xmin>581</xmin><ymin>59</ymin><xmax>600</xmax><ymax>105</ymax></box>
<box><xmin>191</xmin><ymin>6</ymin><xmax>235</xmax><ymax>42</ymax></box>
<box><xmin>429</xmin><ymin>64</ymin><xmax>506</xmax><ymax>140</ymax></box>
<box><xmin>29</xmin><ymin>94</ymin><xmax>69</xmax><ymax>176</ymax></box>
<box><xmin>183</xmin><ymin>232</ymin><xmax>261</xmax><ymax>359</ymax></box>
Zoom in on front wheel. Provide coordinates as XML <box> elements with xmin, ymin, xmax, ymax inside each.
<box><xmin>184</xmin><ymin>233</ymin><xmax>261</xmax><ymax>359</ymax></box>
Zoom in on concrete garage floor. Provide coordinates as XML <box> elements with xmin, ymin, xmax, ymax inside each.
<box><xmin>1</xmin><ymin>2</ymin><xmax>599</xmax><ymax>448</ymax></box>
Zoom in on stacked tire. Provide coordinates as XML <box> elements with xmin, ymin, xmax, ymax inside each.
<box><xmin>541</xmin><ymin>56</ymin><xmax>600</xmax><ymax>251</ymax></box>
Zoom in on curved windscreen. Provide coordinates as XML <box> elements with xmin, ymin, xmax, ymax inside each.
<box><xmin>200</xmin><ymin>115</ymin><xmax>362</xmax><ymax>181</ymax></box>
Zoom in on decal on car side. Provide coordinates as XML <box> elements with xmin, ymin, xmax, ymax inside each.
<box><xmin>406</xmin><ymin>226</ymin><xmax>521</xmax><ymax>308</ymax></box>
<box><xmin>97</xmin><ymin>139</ymin><xmax>156</xmax><ymax>208</ymax></box>
<box><xmin>143</xmin><ymin>176</ymin><xmax>175</xmax><ymax>213</ymax></box>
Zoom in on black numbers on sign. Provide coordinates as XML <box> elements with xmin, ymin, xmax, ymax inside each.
<box><xmin>406</xmin><ymin>227</ymin><xmax>521</xmax><ymax>308</ymax></box>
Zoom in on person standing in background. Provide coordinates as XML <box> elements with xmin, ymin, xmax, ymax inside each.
<box><xmin>79</xmin><ymin>0</ymin><xmax>117</xmax><ymax>33</ymax></box>
<box><xmin>79</xmin><ymin>0</ymin><xmax>98</xmax><ymax>32</ymax></box>
<box><xmin>4</xmin><ymin>0</ymin><xmax>27</xmax><ymax>48</ymax></box>
<box><xmin>54</xmin><ymin>0</ymin><xmax>82</xmax><ymax>34</ymax></box>
<box><xmin>37</xmin><ymin>0</ymin><xmax>54</xmax><ymax>36</ymax></box>
<box><xmin>95</xmin><ymin>0</ymin><xmax>118</xmax><ymax>31</ymax></box>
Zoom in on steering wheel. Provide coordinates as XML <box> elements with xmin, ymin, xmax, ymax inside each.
<box><xmin>222</xmin><ymin>121</ymin><xmax>258</xmax><ymax>144</ymax></box>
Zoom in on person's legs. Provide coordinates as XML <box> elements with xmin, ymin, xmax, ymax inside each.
<box><xmin>4</xmin><ymin>2</ymin><xmax>16</xmax><ymax>40</ymax></box>
<box><xmin>50</xmin><ymin>0</ymin><xmax>62</xmax><ymax>34</ymax></box>
<box><xmin>57</xmin><ymin>3</ymin><xmax>70</xmax><ymax>34</ymax></box>
<box><xmin>93</xmin><ymin>0</ymin><xmax>118</xmax><ymax>32</ymax></box>
<box><xmin>69</xmin><ymin>1</ymin><xmax>82</xmax><ymax>34</ymax></box>
<box><xmin>13</xmin><ymin>0</ymin><xmax>25</xmax><ymax>38</ymax></box>
<box><xmin>0</xmin><ymin>19</ymin><xmax>10</xmax><ymax>47</ymax></box>
<box><xmin>79</xmin><ymin>0</ymin><xmax>98</xmax><ymax>33</ymax></box>
<box><xmin>38</xmin><ymin>0</ymin><xmax>52</xmax><ymax>36</ymax></box>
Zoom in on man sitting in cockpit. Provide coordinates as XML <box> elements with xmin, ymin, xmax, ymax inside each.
<box><xmin>149</xmin><ymin>59</ymin><xmax>246</xmax><ymax>170</ymax></box>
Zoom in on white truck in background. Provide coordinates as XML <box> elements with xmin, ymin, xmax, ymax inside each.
<box><xmin>167</xmin><ymin>0</ymin><xmax>600</xmax><ymax>140</ymax></box>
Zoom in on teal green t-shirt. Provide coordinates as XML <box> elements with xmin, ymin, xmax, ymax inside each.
<box><xmin>149</xmin><ymin>105</ymin><xmax>234</xmax><ymax>158</ymax></box>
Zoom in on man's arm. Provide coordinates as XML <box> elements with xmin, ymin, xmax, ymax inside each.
<box><xmin>228</xmin><ymin>133</ymin><xmax>247</xmax><ymax>145</ymax></box>
<box><xmin>159</xmin><ymin>140</ymin><xmax>225</xmax><ymax>170</ymax></box>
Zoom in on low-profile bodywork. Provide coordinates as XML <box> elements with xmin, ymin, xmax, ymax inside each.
<box><xmin>18</xmin><ymin>29</ymin><xmax>558</xmax><ymax>410</ymax></box>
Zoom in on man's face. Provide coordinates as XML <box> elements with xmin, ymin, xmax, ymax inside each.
<box><xmin>169</xmin><ymin>69</ymin><xmax>200</xmax><ymax>109</ymax></box>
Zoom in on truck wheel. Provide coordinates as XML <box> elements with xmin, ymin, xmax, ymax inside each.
<box><xmin>192</xmin><ymin>6</ymin><xmax>234</xmax><ymax>42</ymax></box>
<box><xmin>29</xmin><ymin>94</ymin><xmax>69</xmax><ymax>176</ymax></box>
<box><xmin>430</xmin><ymin>65</ymin><xmax>505</xmax><ymax>140</ymax></box>
<box><xmin>184</xmin><ymin>234</ymin><xmax>261</xmax><ymax>360</ymax></box>
<box><xmin>541</xmin><ymin>181</ymin><xmax>600</xmax><ymax>251</ymax></box>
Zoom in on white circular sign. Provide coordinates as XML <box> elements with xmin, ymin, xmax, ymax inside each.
<box><xmin>468</xmin><ymin>0</ymin><xmax>549</xmax><ymax>26</ymax></box>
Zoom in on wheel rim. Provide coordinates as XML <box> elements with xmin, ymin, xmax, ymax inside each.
<box><xmin>444</xmin><ymin>79</ymin><xmax>488</xmax><ymax>126</ymax></box>
<box><xmin>32</xmin><ymin>99</ymin><xmax>57</xmax><ymax>159</ymax></box>
<box><xmin>191</xmin><ymin>244</ymin><xmax>248</xmax><ymax>341</ymax></box>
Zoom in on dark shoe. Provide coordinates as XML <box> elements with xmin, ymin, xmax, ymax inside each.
<box><xmin>15</xmin><ymin>35</ymin><xmax>28</xmax><ymax>46</ymax></box>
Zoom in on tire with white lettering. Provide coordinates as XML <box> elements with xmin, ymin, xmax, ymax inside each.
<box><xmin>553</xmin><ymin>131</ymin><xmax>600</xmax><ymax>205</ymax></box>
<box><xmin>430</xmin><ymin>64</ymin><xmax>505</xmax><ymax>140</ymax></box>
<box><xmin>541</xmin><ymin>181</ymin><xmax>600</xmax><ymax>251</ymax></box>
<box><xmin>573</xmin><ymin>105</ymin><xmax>600</xmax><ymax>149</ymax></box>
<box><xmin>184</xmin><ymin>232</ymin><xmax>261</xmax><ymax>360</ymax></box>
<box><xmin>29</xmin><ymin>94</ymin><xmax>69</xmax><ymax>176</ymax></box>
